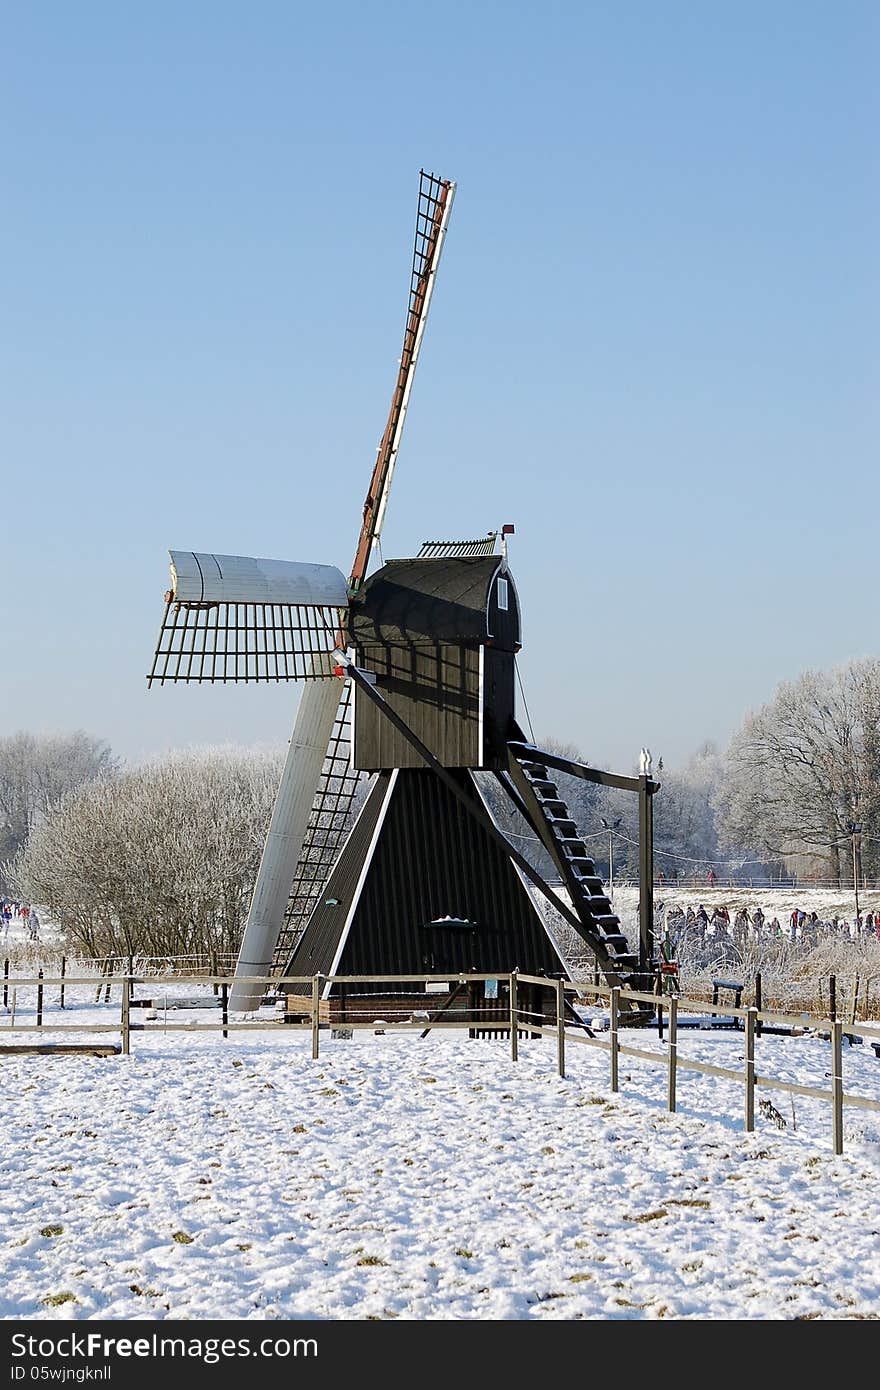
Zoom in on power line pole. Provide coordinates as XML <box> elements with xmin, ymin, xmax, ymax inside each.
<box><xmin>601</xmin><ymin>816</ymin><xmax>622</xmax><ymax>894</ymax></box>
<box><xmin>847</xmin><ymin>818</ymin><xmax>862</xmax><ymax>931</ymax></box>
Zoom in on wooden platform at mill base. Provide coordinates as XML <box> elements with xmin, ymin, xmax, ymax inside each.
<box><xmin>0</xmin><ymin>1043</ymin><xmax>121</xmax><ymax>1057</ymax></box>
<box><xmin>284</xmin><ymin>981</ymin><xmax>547</xmax><ymax>1039</ymax></box>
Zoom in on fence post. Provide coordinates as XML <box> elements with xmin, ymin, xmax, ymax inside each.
<box><xmin>221</xmin><ymin>981</ymin><xmax>228</xmax><ymax>1041</ymax></box>
<box><xmin>509</xmin><ymin>972</ymin><xmax>518</xmax><ymax>1062</ymax></box>
<box><xmin>211</xmin><ymin>951</ymin><xmax>218</xmax><ymax>997</ymax></box>
<box><xmin>744</xmin><ymin>1007</ymin><xmax>756</xmax><ymax>1132</ymax></box>
<box><xmin>36</xmin><ymin>969</ymin><xmax>43</xmax><ymax>1028</ymax></box>
<box><xmin>556</xmin><ymin>979</ymin><xmax>565</xmax><ymax>1078</ymax></box>
<box><xmin>121</xmin><ymin>976</ymin><xmax>130</xmax><ymax>1056</ymax></box>
<box><xmin>829</xmin><ymin>974</ymin><xmax>837</xmax><ymax>1022</ymax></box>
<box><xmin>3</xmin><ymin>958</ymin><xmax>8</xmax><ymax>1009</ymax></box>
<box><xmin>59</xmin><ymin>956</ymin><xmax>66</xmax><ymax>1010</ymax></box>
<box><xmin>610</xmin><ymin>987</ymin><xmax>620</xmax><ymax>1093</ymax></box>
<box><xmin>831</xmin><ymin>1019</ymin><xmax>844</xmax><ymax>1155</ymax></box>
<box><xmin>754</xmin><ymin>971</ymin><xmax>762</xmax><ymax>1039</ymax></box>
<box><xmin>312</xmin><ymin>974</ymin><xmax>322</xmax><ymax>1060</ymax></box>
<box><xmin>104</xmin><ymin>960</ymin><xmax>113</xmax><ymax>1004</ymax></box>
<box><xmin>667</xmin><ymin>996</ymin><xmax>677</xmax><ymax>1113</ymax></box>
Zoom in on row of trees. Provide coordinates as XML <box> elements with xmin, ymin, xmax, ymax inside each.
<box><xmin>0</xmin><ymin>731</ymin><xmax>115</xmax><ymax>886</ymax></box>
<box><xmin>544</xmin><ymin>657</ymin><xmax>880</xmax><ymax>886</ymax></box>
<box><xmin>8</xmin><ymin>746</ymin><xmax>282</xmax><ymax>960</ymax></box>
<box><xmin>4</xmin><ymin>655</ymin><xmax>878</xmax><ymax>959</ymax></box>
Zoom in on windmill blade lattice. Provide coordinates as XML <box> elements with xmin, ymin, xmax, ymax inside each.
<box><xmin>147</xmin><ymin>551</ymin><xmax>349</xmax><ymax>685</ymax></box>
<box><xmin>148</xmin><ymin>599</ymin><xmax>345</xmax><ymax>685</ymax></box>
<box><xmin>271</xmin><ymin>679</ymin><xmax>369</xmax><ymax>971</ymax></box>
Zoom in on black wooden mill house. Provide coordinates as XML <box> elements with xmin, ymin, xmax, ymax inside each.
<box><xmin>147</xmin><ymin>171</ymin><xmax>659</xmax><ymax>1030</ymax></box>
<box><xmin>282</xmin><ymin>540</ymin><xmax>658</xmax><ymax>1027</ymax></box>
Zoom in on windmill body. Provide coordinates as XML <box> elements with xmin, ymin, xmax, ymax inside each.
<box><xmin>147</xmin><ymin>171</ymin><xmax>657</xmax><ymax>1020</ymax></box>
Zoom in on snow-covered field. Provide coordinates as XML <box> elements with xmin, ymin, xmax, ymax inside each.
<box><xmin>3</xmin><ymin>985</ymin><xmax>880</xmax><ymax>1321</ymax></box>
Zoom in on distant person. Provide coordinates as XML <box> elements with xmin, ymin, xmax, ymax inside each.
<box><xmin>707</xmin><ymin>868</ymin><xmax>717</xmax><ymax>888</ymax></box>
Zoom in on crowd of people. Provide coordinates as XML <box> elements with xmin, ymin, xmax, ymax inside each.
<box><xmin>664</xmin><ymin>901</ymin><xmax>880</xmax><ymax>950</ymax></box>
<box><xmin>0</xmin><ymin>897</ymin><xmax>40</xmax><ymax>942</ymax></box>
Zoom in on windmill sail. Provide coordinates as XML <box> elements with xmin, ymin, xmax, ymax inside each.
<box><xmin>271</xmin><ymin>679</ymin><xmax>366</xmax><ymax>972</ymax></box>
<box><xmin>228</xmin><ymin>170</ymin><xmax>456</xmax><ymax>1010</ymax></box>
<box><xmin>349</xmin><ymin>171</ymin><xmax>455</xmax><ymax>589</ymax></box>
<box><xmin>148</xmin><ymin>552</ymin><xmax>348</xmax><ymax>685</ymax></box>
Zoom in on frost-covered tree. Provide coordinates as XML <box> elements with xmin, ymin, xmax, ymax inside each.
<box><xmin>584</xmin><ymin>744</ymin><xmax>727</xmax><ymax>885</ymax></box>
<box><xmin>715</xmin><ymin>659</ymin><xmax>880</xmax><ymax>882</ymax></box>
<box><xmin>0</xmin><ymin>731</ymin><xmax>116</xmax><ymax>888</ymax></box>
<box><xmin>9</xmin><ymin>746</ymin><xmax>283</xmax><ymax>959</ymax></box>
<box><xmin>535</xmin><ymin>735</ymin><xmax>601</xmax><ymax>839</ymax></box>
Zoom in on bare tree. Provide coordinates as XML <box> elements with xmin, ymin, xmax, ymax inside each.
<box><xmin>9</xmin><ymin>746</ymin><xmax>283</xmax><ymax>960</ymax></box>
<box><xmin>0</xmin><ymin>731</ymin><xmax>116</xmax><ymax>888</ymax></box>
<box><xmin>715</xmin><ymin>659</ymin><xmax>880</xmax><ymax>882</ymax></box>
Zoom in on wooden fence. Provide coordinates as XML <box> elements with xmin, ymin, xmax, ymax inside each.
<box><xmin>2</xmin><ymin>970</ymin><xmax>879</xmax><ymax>1156</ymax></box>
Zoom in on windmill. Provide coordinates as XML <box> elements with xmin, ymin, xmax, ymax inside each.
<box><xmin>147</xmin><ymin>170</ymin><xmax>658</xmax><ymax>1020</ymax></box>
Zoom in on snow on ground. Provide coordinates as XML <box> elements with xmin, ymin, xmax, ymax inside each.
<box><xmin>3</xmin><ymin>986</ymin><xmax>880</xmax><ymax>1321</ymax></box>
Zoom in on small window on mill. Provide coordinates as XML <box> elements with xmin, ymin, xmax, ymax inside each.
<box><xmin>497</xmin><ymin>577</ymin><xmax>509</xmax><ymax>611</ymax></box>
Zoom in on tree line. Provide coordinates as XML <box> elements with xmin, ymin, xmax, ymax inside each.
<box><xmin>550</xmin><ymin>656</ymin><xmax>880</xmax><ymax>887</ymax></box>
<box><xmin>3</xmin><ymin>655</ymin><xmax>878</xmax><ymax>958</ymax></box>
<box><xmin>4</xmin><ymin>741</ymin><xmax>282</xmax><ymax>959</ymax></box>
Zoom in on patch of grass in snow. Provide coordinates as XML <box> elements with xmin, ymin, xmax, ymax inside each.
<box><xmin>568</xmin><ymin>1273</ymin><xmax>593</xmax><ymax>1283</ymax></box>
<box><xmin>455</xmin><ymin>1248</ymin><xmax>473</xmax><ymax>1259</ymax></box>
<box><xmin>43</xmin><ymin>1292</ymin><xmax>76</xmax><ymax>1307</ymax></box>
<box><xmin>540</xmin><ymin>1146</ymin><xmax>555</xmax><ymax>1155</ymax></box>
<box><xmin>356</xmin><ymin>1255</ymin><xmax>387</xmax><ymax>1267</ymax></box>
<box><xmin>623</xmin><ymin>1210</ymin><xmax>668</xmax><ymax>1223</ymax></box>
<box><xmin>681</xmin><ymin>1260</ymin><xmax>703</xmax><ymax>1273</ymax></box>
<box><xmin>236</xmin><ymin>1244</ymin><xmax>252</xmax><ymax>1252</ymax></box>
<box><xmin>40</xmin><ymin>1225</ymin><xmax>63</xmax><ymax>1238</ymax></box>
<box><xmin>667</xmin><ymin>1198</ymin><xmax>710</xmax><ymax>1209</ymax></box>
<box><xmin>172</xmin><ymin>1231</ymin><xmax>194</xmax><ymax>1245</ymax></box>
<box><xmin>319</xmin><ymin>1087</ymin><xmax>339</xmax><ymax>1097</ymax></box>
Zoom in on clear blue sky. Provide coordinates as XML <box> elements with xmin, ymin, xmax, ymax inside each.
<box><xmin>2</xmin><ymin>2</ymin><xmax>877</xmax><ymax>772</ymax></box>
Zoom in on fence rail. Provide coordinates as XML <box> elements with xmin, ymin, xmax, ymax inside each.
<box><xmin>2</xmin><ymin>969</ymin><xmax>879</xmax><ymax>1155</ymax></box>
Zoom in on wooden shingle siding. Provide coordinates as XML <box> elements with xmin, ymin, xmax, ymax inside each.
<box><xmin>354</xmin><ymin>642</ymin><xmax>480</xmax><ymax>770</ymax></box>
<box><xmin>288</xmin><ymin>769</ymin><xmax>565</xmax><ymax>989</ymax></box>
<box><xmin>350</xmin><ymin>557</ymin><xmax>521</xmax><ymax>771</ymax></box>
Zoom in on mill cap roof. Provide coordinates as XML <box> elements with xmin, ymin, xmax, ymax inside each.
<box><xmin>349</xmin><ymin>555</ymin><xmax>520</xmax><ymax>648</ymax></box>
